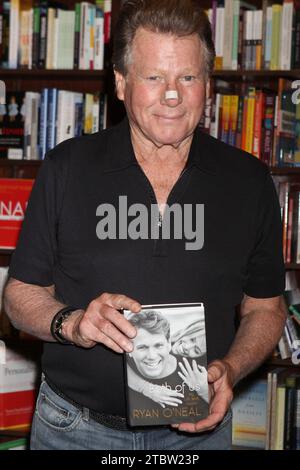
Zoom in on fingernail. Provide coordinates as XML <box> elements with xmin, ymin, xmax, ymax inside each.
<box><xmin>124</xmin><ymin>343</ymin><xmax>133</xmax><ymax>352</ymax></box>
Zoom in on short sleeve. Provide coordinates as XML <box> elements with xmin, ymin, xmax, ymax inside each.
<box><xmin>8</xmin><ymin>149</ymin><xmax>67</xmax><ymax>286</ymax></box>
<box><xmin>243</xmin><ymin>170</ymin><xmax>285</xmax><ymax>298</ymax></box>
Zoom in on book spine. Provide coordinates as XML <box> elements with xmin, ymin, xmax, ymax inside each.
<box><xmin>8</xmin><ymin>0</ymin><xmax>19</xmax><ymax>69</ymax></box>
<box><xmin>32</xmin><ymin>6</ymin><xmax>40</xmax><ymax>69</ymax></box>
<box><xmin>74</xmin><ymin>2</ymin><xmax>81</xmax><ymax>69</ymax></box>
<box><xmin>38</xmin><ymin>4</ymin><xmax>48</xmax><ymax>69</ymax></box>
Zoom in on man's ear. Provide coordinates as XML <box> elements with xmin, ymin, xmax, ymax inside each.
<box><xmin>114</xmin><ymin>70</ymin><xmax>126</xmax><ymax>101</ymax></box>
<box><xmin>205</xmin><ymin>79</ymin><xmax>210</xmax><ymax>98</ymax></box>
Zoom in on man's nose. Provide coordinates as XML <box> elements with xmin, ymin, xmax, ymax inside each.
<box><xmin>161</xmin><ymin>82</ymin><xmax>182</xmax><ymax>107</ymax></box>
<box><xmin>146</xmin><ymin>347</ymin><xmax>158</xmax><ymax>359</ymax></box>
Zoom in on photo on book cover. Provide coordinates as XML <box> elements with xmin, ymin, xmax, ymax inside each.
<box><xmin>123</xmin><ymin>303</ymin><xmax>209</xmax><ymax>427</ymax></box>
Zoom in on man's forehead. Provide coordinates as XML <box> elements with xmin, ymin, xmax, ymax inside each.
<box><xmin>135</xmin><ymin>328</ymin><xmax>168</xmax><ymax>342</ymax></box>
<box><xmin>130</xmin><ymin>27</ymin><xmax>202</xmax><ymax>57</ymax></box>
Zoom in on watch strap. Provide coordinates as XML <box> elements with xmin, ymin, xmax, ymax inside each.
<box><xmin>50</xmin><ymin>306</ymin><xmax>78</xmax><ymax>344</ymax></box>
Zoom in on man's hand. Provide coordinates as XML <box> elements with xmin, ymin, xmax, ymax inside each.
<box><xmin>177</xmin><ymin>358</ymin><xmax>209</xmax><ymax>402</ymax></box>
<box><xmin>171</xmin><ymin>359</ymin><xmax>234</xmax><ymax>433</ymax></box>
<box><xmin>62</xmin><ymin>293</ymin><xmax>141</xmax><ymax>352</ymax></box>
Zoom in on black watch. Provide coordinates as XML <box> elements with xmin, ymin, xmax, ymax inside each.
<box><xmin>50</xmin><ymin>306</ymin><xmax>78</xmax><ymax>344</ymax></box>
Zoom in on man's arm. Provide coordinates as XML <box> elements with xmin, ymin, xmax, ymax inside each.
<box><xmin>4</xmin><ymin>278</ymin><xmax>65</xmax><ymax>342</ymax></box>
<box><xmin>4</xmin><ymin>277</ymin><xmax>139</xmax><ymax>351</ymax></box>
<box><xmin>222</xmin><ymin>294</ymin><xmax>287</xmax><ymax>385</ymax></box>
<box><xmin>174</xmin><ymin>294</ymin><xmax>287</xmax><ymax>433</ymax></box>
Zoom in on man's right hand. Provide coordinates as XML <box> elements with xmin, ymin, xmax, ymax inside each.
<box><xmin>61</xmin><ymin>293</ymin><xmax>141</xmax><ymax>352</ymax></box>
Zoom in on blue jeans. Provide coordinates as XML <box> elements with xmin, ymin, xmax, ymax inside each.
<box><xmin>30</xmin><ymin>379</ymin><xmax>232</xmax><ymax>450</ymax></box>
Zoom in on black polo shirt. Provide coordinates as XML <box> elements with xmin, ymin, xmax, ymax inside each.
<box><xmin>9</xmin><ymin>118</ymin><xmax>285</xmax><ymax>417</ymax></box>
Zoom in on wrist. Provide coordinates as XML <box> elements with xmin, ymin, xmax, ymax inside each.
<box><xmin>221</xmin><ymin>358</ymin><xmax>237</xmax><ymax>387</ymax></box>
<box><xmin>61</xmin><ymin>309</ymin><xmax>85</xmax><ymax>343</ymax></box>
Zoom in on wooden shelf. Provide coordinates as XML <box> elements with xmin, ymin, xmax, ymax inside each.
<box><xmin>270</xmin><ymin>167</ymin><xmax>300</xmax><ymax>175</ymax></box>
<box><xmin>266</xmin><ymin>357</ymin><xmax>300</xmax><ymax>368</ymax></box>
<box><xmin>285</xmin><ymin>263</ymin><xmax>300</xmax><ymax>270</ymax></box>
<box><xmin>212</xmin><ymin>69</ymin><xmax>300</xmax><ymax>78</ymax></box>
<box><xmin>0</xmin><ymin>159</ymin><xmax>41</xmax><ymax>166</ymax></box>
<box><xmin>0</xmin><ymin>249</ymin><xmax>13</xmax><ymax>255</ymax></box>
<box><xmin>0</xmin><ymin>69</ymin><xmax>106</xmax><ymax>79</ymax></box>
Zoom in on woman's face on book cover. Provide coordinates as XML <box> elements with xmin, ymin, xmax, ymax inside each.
<box><xmin>130</xmin><ymin>328</ymin><xmax>172</xmax><ymax>379</ymax></box>
<box><xmin>172</xmin><ymin>331</ymin><xmax>206</xmax><ymax>358</ymax></box>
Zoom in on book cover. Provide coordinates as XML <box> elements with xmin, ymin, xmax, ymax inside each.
<box><xmin>232</xmin><ymin>378</ymin><xmax>267</xmax><ymax>449</ymax></box>
<box><xmin>123</xmin><ymin>303</ymin><xmax>209</xmax><ymax>427</ymax></box>
<box><xmin>0</xmin><ymin>91</ymin><xmax>25</xmax><ymax>159</ymax></box>
<box><xmin>0</xmin><ymin>178</ymin><xmax>34</xmax><ymax>249</ymax></box>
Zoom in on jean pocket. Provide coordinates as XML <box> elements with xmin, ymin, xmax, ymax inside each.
<box><xmin>214</xmin><ymin>408</ymin><xmax>232</xmax><ymax>433</ymax></box>
<box><xmin>35</xmin><ymin>381</ymin><xmax>82</xmax><ymax>432</ymax></box>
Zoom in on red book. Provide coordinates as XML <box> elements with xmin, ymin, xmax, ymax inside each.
<box><xmin>0</xmin><ymin>178</ymin><xmax>34</xmax><ymax>249</ymax></box>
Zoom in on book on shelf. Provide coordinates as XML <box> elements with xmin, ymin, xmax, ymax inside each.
<box><xmin>0</xmin><ymin>88</ymin><xmax>107</xmax><ymax>161</ymax></box>
<box><xmin>0</xmin><ymin>92</ymin><xmax>25</xmax><ymax>160</ymax></box>
<box><xmin>202</xmin><ymin>79</ymin><xmax>300</xmax><ymax>168</ymax></box>
<box><xmin>0</xmin><ymin>340</ymin><xmax>39</xmax><ymax>431</ymax></box>
<box><xmin>0</xmin><ymin>436</ymin><xmax>28</xmax><ymax>450</ymax></box>
<box><xmin>123</xmin><ymin>303</ymin><xmax>209</xmax><ymax>427</ymax></box>
<box><xmin>232</xmin><ymin>376</ymin><xmax>268</xmax><ymax>449</ymax></box>
<box><xmin>0</xmin><ymin>178</ymin><xmax>33</xmax><ymax>250</ymax></box>
<box><xmin>0</xmin><ymin>0</ymin><xmax>112</xmax><ymax>71</ymax></box>
<box><xmin>265</xmin><ymin>368</ymin><xmax>300</xmax><ymax>450</ymax></box>
<box><xmin>206</xmin><ymin>0</ymin><xmax>300</xmax><ymax>72</ymax></box>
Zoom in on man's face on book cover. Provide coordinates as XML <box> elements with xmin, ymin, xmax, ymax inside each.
<box><xmin>130</xmin><ymin>328</ymin><xmax>172</xmax><ymax>379</ymax></box>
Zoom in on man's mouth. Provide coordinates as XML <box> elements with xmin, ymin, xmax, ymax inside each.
<box><xmin>143</xmin><ymin>359</ymin><xmax>161</xmax><ymax>369</ymax></box>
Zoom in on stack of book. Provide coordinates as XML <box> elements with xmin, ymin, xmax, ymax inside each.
<box><xmin>206</xmin><ymin>0</ymin><xmax>300</xmax><ymax>71</ymax></box>
<box><xmin>0</xmin><ymin>89</ymin><xmax>107</xmax><ymax>160</ymax></box>
<box><xmin>200</xmin><ymin>78</ymin><xmax>300</xmax><ymax>167</ymax></box>
<box><xmin>0</xmin><ymin>0</ymin><xmax>113</xmax><ymax>70</ymax></box>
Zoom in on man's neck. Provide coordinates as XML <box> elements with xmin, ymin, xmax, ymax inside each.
<box><xmin>130</xmin><ymin>123</ymin><xmax>193</xmax><ymax>168</ymax></box>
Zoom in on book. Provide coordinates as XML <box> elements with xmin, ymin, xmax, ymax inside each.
<box><xmin>232</xmin><ymin>377</ymin><xmax>267</xmax><ymax>449</ymax></box>
<box><xmin>0</xmin><ymin>91</ymin><xmax>25</xmax><ymax>159</ymax></box>
<box><xmin>0</xmin><ymin>340</ymin><xmax>38</xmax><ymax>430</ymax></box>
<box><xmin>123</xmin><ymin>303</ymin><xmax>209</xmax><ymax>427</ymax></box>
<box><xmin>0</xmin><ymin>178</ymin><xmax>34</xmax><ymax>249</ymax></box>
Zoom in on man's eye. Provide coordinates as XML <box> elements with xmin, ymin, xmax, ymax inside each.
<box><xmin>147</xmin><ymin>76</ymin><xmax>162</xmax><ymax>82</ymax></box>
<box><xmin>182</xmin><ymin>76</ymin><xmax>195</xmax><ymax>82</ymax></box>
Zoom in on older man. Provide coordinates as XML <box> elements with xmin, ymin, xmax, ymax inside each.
<box><xmin>4</xmin><ymin>0</ymin><xmax>286</xmax><ymax>450</ymax></box>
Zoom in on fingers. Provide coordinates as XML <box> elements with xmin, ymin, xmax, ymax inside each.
<box><xmin>207</xmin><ymin>362</ymin><xmax>224</xmax><ymax>383</ymax></box>
<box><xmin>159</xmin><ymin>399</ymin><xmax>183</xmax><ymax>407</ymax></box>
<box><xmin>172</xmin><ymin>411</ymin><xmax>225</xmax><ymax>433</ymax></box>
<box><xmin>103</xmin><ymin>293</ymin><xmax>141</xmax><ymax>315</ymax></box>
<box><xmin>76</xmin><ymin>293</ymin><xmax>141</xmax><ymax>351</ymax></box>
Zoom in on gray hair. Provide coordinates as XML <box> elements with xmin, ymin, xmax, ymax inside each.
<box><xmin>113</xmin><ymin>0</ymin><xmax>215</xmax><ymax>80</ymax></box>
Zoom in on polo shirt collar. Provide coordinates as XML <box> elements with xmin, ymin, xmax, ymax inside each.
<box><xmin>103</xmin><ymin>117</ymin><xmax>217</xmax><ymax>175</ymax></box>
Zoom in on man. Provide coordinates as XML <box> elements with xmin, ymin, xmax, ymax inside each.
<box><xmin>126</xmin><ymin>310</ymin><xmax>208</xmax><ymax>426</ymax></box>
<box><xmin>128</xmin><ymin>311</ymin><xmax>177</xmax><ymax>381</ymax></box>
<box><xmin>4</xmin><ymin>0</ymin><xmax>286</xmax><ymax>450</ymax></box>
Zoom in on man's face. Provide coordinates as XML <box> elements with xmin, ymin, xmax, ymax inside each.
<box><xmin>115</xmin><ymin>28</ymin><xmax>208</xmax><ymax>147</ymax></box>
<box><xmin>172</xmin><ymin>331</ymin><xmax>206</xmax><ymax>358</ymax></box>
<box><xmin>130</xmin><ymin>328</ymin><xmax>172</xmax><ymax>379</ymax></box>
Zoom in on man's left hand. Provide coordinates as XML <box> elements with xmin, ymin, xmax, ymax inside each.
<box><xmin>171</xmin><ymin>359</ymin><xmax>234</xmax><ymax>433</ymax></box>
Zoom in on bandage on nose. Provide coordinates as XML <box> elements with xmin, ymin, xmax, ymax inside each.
<box><xmin>165</xmin><ymin>90</ymin><xmax>179</xmax><ymax>100</ymax></box>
